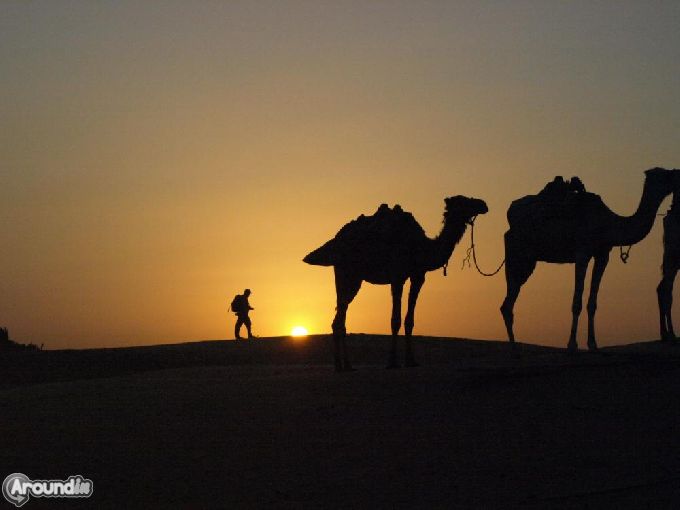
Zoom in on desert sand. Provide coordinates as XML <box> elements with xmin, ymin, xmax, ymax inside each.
<box><xmin>2</xmin><ymin>335</ymin><xmax>680</xmax><ymax>509</ymax></box>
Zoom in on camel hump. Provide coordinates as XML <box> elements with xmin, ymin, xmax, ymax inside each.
<box><xmin>508</xmin><ymin>176</ymin><xmax>601</xmax><ymax>227</ymax></box>
<box><xmin>303</xmin><ymin>204</ymin><xmax>425</xmax><ymax>266</ymax></box>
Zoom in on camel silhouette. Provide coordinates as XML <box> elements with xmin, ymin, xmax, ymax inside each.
<box><xmin>657</xmin><ymin>187</ymin><xmax>680</xmax><ymax>341</ymax></box>
<box><xmin>304</xmin><ymin>196</ymin><xmax>488</xmax><ymax>371</ymax></box>
<box><xmin>501</xmin><ymin>168</ymin><xmax>678</xmax><ymax>352</ymax></box>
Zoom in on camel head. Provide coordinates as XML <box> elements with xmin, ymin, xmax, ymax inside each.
<box><xmin>644</xmin><ymin>167</ymin><xmax>680</xmax><ymax>197</ymax></box>
<box><xmin>444</xmin><ymin>196</ymin><xmax>488</xmax><ymax>224</ymax></box>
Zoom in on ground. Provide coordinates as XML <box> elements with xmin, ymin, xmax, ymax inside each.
<box><xmin>2</xmin><ymin>335</ymin><xmax>680</xmax><ymax>509</ymax></box>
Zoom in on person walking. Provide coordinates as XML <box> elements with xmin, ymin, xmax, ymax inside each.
<box><xmin>231</xmin><ymin>289</ymin><xmax>254</xmax><ymax>339</ymax></box>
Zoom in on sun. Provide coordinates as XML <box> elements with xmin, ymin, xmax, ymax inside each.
<box><xmin>291</xmin><ymin>326</ymin><xmax>309</xmax><ymax>337</ymax></box>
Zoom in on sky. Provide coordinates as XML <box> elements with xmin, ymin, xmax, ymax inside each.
<box><xmin>2</xmin><ymin>1</ymin><xmax>680</xmax><ymax>349</ymax></box>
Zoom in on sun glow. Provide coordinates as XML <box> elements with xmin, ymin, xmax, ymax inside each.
<box><xmin>291</xmin><ymin>326</ymin><xmax>309</xmax><ymax>337</ymax></box>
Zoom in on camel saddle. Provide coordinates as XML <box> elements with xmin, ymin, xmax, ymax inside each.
<box><xmin>507</xmin><ymin>176</ymin><xmax>602</xmax><ymax>228</ymax></box>
<box><xmin>303</xmin><ymin>204</ymin><xmax>424</xmax><ymax>266</ymax></box>
<box><xmin>336</xmin><ymin>203</ymin><xmax>424</xmax><ymax>246</ymax></box>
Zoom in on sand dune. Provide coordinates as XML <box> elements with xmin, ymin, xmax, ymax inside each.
<box><xmin>3</xmin><ymin>336</ymin><xmax>680</xmax><ymax>508</ymax></box>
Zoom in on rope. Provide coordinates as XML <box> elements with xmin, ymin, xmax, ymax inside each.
<box><xmin>461</xmin><ymin>217</ymin><xmax>505</xmax><ymax>277</ymax></box>
<box><xmin>459</xmin><ymin>216</ymin><xmax>635</xmax><ymax>271</ymax></box>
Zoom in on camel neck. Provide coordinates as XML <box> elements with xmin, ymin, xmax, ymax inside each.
<box><xmin>609</xmin><ymin>178</ymin><xmax>667</xmax><ymax>246</ymax></box>
<box><xmin>426</xmin><ymin>214</ymin><xmax>469</xmax><ymax>271</ymax></box>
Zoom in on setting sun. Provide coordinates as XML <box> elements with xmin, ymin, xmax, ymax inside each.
<box><xmin>291</xmin><ymin>326</ymin><xmax>309</xmax><ymax>337</ymax></box>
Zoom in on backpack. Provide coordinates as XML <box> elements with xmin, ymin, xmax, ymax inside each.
<box><xmin>230</xmin><ymin>295</ymin><xmax>244</xmax><ymax>313</ymax></box>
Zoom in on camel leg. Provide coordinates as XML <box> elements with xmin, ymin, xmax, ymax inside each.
<box><xmin>332</xmin><ymin>268</ymin><xmax>361</xmax><ymax>372</ymax></box>
<box><xmin>658</xmin><ymin>278</ymin><xmax>670</xmax><ymax>341</ymax></box>
<box><xmin>586</xmin><ymin>252</ymin><xmax>609</xmax><ymax>351</ymax></box>
<box><xmin>404</xmin><ymin>274</ymin><xmax>425</xmax><ymax>367</ymax></box>
<box><xmin>500</xmin><ymin>237</ymin><xmax>536</xmax><ymax>352</ymax></box>
<box><xmin>667</xmin><ymin>270</ymin><xmax>677</xmax><ymax>340</ymax></box>
<box><xmin>388</xmin><ymin>280</ymin><xmax>405</xmax><ymax>369</ymax></box>
<box><xmin>658</xmin><ymin>265</ymin><xmax>678</xmax><ymax>341</ymax></box>
<box><xmin>568</xmin><ymin>258</ymin><xmax>590</xmax><ymax>352</ymax></box>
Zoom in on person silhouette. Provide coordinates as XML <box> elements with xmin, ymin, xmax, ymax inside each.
<box><xmin>231</xmin><ymin>289</ymin><xmax>254</xmax><ymax>339</ymax></box>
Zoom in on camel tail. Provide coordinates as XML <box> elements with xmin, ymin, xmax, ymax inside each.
<box><xmin>303</xmin><ymin>240</ymin><xmax>337</xmax><ymax>266</ymax></box>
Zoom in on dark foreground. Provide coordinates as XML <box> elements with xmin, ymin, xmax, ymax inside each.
<box><xmin>2</xmin><ymin>335</ymin><xmax>680</xmax><ymax>509</ymax></box>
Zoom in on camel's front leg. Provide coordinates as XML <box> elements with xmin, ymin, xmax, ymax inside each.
<box><xmin>403</xmin><ymin>274</ymin><xmax>425</xmax><ymax>367</ymax></box>
<box><xmin>388</xmin><ymin>281</ymin><xmax>404</xmax><ymax>368</ymax></box>
<box><xmin>586</xmin><ymin>252</ymin><xmax>609</xmax><ymax>351</ymax></box>
<box><xmin>657</xmin><ymin>262</ymin><xmax>678</xmax><ymax>341</ymax></box>
<box><xmin>568</xmin><ymin>258</ymin><xmax>590</xmax><ymax>352</ymax></box>
<box><xmin>667</xmin><ymin>275</ymin><xmax>677</xmax><ymax>340</ymax></box>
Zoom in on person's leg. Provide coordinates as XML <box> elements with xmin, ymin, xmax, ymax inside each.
<box><xmin>245</xmin><ymin>316</ymin><xmax>253</xmax><ymax>338</ymax></box>
<box><xmin>235</xmin><ymin>316</ymin><xmax>244</xmax><ymax>339</ymax></box>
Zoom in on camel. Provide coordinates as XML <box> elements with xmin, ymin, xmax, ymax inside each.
<box><xmin>501</xmin><ymin>168</ymin><xmax>678</xmax><ymax>352</ymax></box>
<box><xmin>304</xmin><ymin>196</ymin><xmax>488</xmax><ymax>371</ymax></box>
<box><xmin>657</xmin><ymin>190</ymin><xmax>680</xmax><ymax>341</ymax></box>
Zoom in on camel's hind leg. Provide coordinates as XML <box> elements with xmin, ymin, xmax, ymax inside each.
<box><xmin>658</xmin><ymin>261</ymin><xmax>679</xmax><ymax>341</ymax></box>
<box><xmin>500</xmin><ymin>233</ymin><xmax>536</xmax><ymax>352</ymax></box>
<box><xmin>332</xmin><ymin>267</ymin><xmax>362</xmax><ymax>372</ymax></box>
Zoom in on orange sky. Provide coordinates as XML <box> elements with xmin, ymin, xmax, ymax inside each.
<box><xmin>2</xmin><ymin>2</ymin><xmax>680</xmax><ymax>349</ymax></box>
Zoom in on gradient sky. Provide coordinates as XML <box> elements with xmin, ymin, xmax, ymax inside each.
<box><xmin>2</xmin><ymin>1</ymin><xmax>679</xmax><ymax>349</ymax></box>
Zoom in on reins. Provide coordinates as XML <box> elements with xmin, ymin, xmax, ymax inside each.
<box><xmin>455</xmin><ymin>215</ymin><xmax>636</xmax><ymax>276</ymax></box>
<box><xmin>461</xmin><ymin>216</ymin><xmax>505</xmax><ymax>277</ymax></box>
